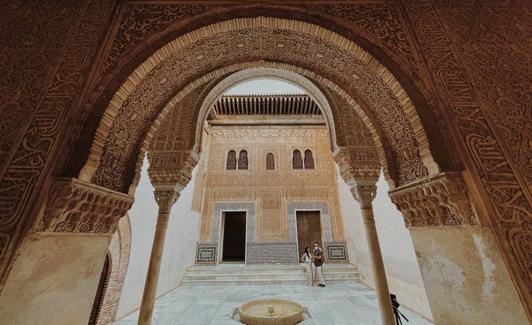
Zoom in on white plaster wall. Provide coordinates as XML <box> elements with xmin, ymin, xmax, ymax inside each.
<box><xmin>116</xmin><ymin>157</ymin><xmax>200</xmax><ymax>319</ymax></box>
<box><xmin>338</xmin><ymin>171</ymin><xmax>433</xmax><ymax>319</ymax></box>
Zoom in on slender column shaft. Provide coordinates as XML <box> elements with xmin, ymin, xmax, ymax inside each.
<box><xmin>138</xmin><ymin>190</ymin><xmax>179</xmax><ymax>325</ymax></box>
<box><xmin>352</xmin><ymin>184</ymin><xmax>395</xmax><ymax>325</ymax></box>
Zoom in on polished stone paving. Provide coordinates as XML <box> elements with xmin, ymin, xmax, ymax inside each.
<box><xmin>115</xmin><ymin>283</ymin><xmax>432</xmax><ymax>325</ymax></box>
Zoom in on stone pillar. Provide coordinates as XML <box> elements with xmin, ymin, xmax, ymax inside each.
<box><xmin>333</xmin><ymin>147</ymin><xmax>394</xmax><ymax>324</ymax></box>
<box><xmin>351</xmin><ymin>180</ymin><xmax>395</xmax><ymax>325</ymax></box>
<box><xmin>389</xmin><ymin>172</ymin><xmax>529</xmax><ymax>324</ymax></box>
<box><xmin>138</xmin><ymin>188</ymin><xmax>180</xmax><ymax>325</ymax></box>
<box><xmin>0</xmin><ymin>178</ymin><xmax>133</xmax><ymax>325</ymax></box>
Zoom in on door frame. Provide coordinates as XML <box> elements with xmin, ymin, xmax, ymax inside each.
<box><xmin>294</xmin><ymin>209</ymin><xmax>324</xmax><ymax>258</ymax></box>
<box><xmin>219</xmin><ymin>210</ymin><xmax>247</xmax><ymax>263</ymax></box>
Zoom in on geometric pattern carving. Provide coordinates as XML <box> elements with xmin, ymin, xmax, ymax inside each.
<box><xmin>333</xmin><ymin>146</ymin><xmax>381</xmax><ymax>186</ymax></box>
<box><xmin>404</xmin><ymin>0</ymin><xmax>531</xmax><ymax>305</ymax></box>
<box><xmin>195</xmin><ymin>244</ymin><xmax>217</xmax><ymax>264</ymax></box>
<box><xmin>0</xmin><ymin>0</ymin><xmax>115</xmax><ymax>285</ymax></box>
<box><xmin>325</xmin><ymin>241</ymin><xmax>349</xmax><ymax>262</ymax></box>
<box><xmin>35</xmin><ymin>178</ymin><xmax>133</xmax><ymax>234</ymax></box>
<box><xmin>389</xmin><ymin>172</ymin><xmax>478</xmax><ymax>228</ymax></box>
<box><xmin>1</xmin><ymin>0</ymin><xmax>528</xmax><ymax>316</ymax></box>
<box><xmin>147</xmin><ymin>150</ymin><xmax>199</xmax><ymax>188</ymax></box>
<box><xmin>89</xmin><ymin>18</ymin><xmax>434</xmax><ymax>194</ymax></box>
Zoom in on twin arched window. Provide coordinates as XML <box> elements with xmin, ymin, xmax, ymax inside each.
<box><xmin>293</xmin><ymin>149</ymin><xmax>315</xmax><ymax>170</ymax></box>
<box><xmin>226</xmin><ymin>150</ymin><xmax>248</xmax><ymax>170</ymax></box>
<box><xmin>227</xmin><ymin>149</ymin><xmax>313</xmax><ymax>170</ymax></box>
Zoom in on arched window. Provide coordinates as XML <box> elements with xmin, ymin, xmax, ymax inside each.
<box><xmin>226</xmin><ymin>150</ymin><xmax>237</xmax><ymax>170</ymax></box>
<box><xmin>238</xmin><ymin>150</ymin><xmax>248</xmax><ymax>170</ymax></box>
<box><xmin>292</xmin><ymin>150</ymin><xmax>303</xmax><ymax>169</ymax></box>
<box><xmin>304</xmin><ymin>150</ymin><xmax>315</xmax><ymax>169</ymax></box>
<box><xmin>266</xmin><ymin>153</ymin><xmax>275</xmax><ymax>170</ymax></box>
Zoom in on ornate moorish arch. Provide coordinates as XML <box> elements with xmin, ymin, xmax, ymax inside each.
<box><xmin>77</xmin><ymin>17</ymin><xmax>452</xmax><ymax>195</ymax></box>
<box><xmin>146</xmin><ymin>64</ymin><xmax>384</xmax><ymax>188</ymax></box>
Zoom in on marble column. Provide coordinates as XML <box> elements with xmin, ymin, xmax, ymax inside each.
<box><xmin>138</xmin><ymin>189</ymin><xmax>180</xmax><ymax>325</ymax></box>
<box><xmin>351</xmin><ymin>180</ymin><xmax>395</xmax><ymax>325</ymax></box>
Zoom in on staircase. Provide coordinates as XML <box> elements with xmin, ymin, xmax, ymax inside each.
<box><xmin>180</xmin><ymin>263</ymin><xmax>359</xmax><ymax>286</ymax></box>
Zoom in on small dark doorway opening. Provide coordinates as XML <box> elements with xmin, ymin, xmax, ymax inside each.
<box><xmin>222</xmin><ymin>211</ymin><xmax>246</xmax><ymax>262</ymax></box>
<box><xmin>296</xmin><ymin>211</ymin><xmax>323</xmax><ymax>258</ymax></box>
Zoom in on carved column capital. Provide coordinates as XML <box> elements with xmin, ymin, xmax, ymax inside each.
<box><xmin>148</xmin><ymin>150</ymin><xmax>199</xmax><ymax>188</ymax></box>
<box><xmin>36</xmin><ymin>178</ymin><xmax>134</xmax><ymax>234</ymax></box>
<box><xmin>332</xmin><ymin>146</ymin><xmax>380</xmax><ymax>185</ymax></box>
<box><xmin>389</xmin><ymin>172</ymin><xmax>478</xmax><ymax>227</ymax></box>
<box><xmin>351</xmin><ymin>182</ymin><xmax>378</xmax><ymax>209</ymax></box>
<box><xmin>153</xmin><ymin>189</ymin><xmax>180</xmax><ymax>214</ymax></box>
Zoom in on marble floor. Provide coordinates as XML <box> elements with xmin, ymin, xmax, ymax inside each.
<box><xmin>115</xmin><ymin>283</ymin><xmax>432</xmax><ymax>325</ymax></box>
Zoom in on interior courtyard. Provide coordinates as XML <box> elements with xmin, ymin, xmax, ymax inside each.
<box><xmin>0</xmin><ymin>1</ymin><xmax>530</xmax><ymax>325</ymax></box>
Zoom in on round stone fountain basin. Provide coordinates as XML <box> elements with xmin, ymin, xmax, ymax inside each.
<box><xmin>238</xmin><ymin>299</ymin><xmax>304</xmax><ymax>325</ymax></box>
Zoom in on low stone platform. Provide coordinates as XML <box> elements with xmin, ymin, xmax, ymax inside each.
<box><xmin>180</xmin><ymin>263</ymin><xmax>359</xmax><ymax>286</ymax></box>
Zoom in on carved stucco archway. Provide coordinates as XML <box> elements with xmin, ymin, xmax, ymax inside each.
<box><xmin>78</xmin><ymin>17</ymin><xmax>450</xmax><ymax>195</ymax></box>
<box><xmin>144</xmin><ymin>62</ymin><xmax>387</xmax><ymax>194</ymax></box>
<box><xmin>190</xmin><ymin>66</ymin><xmax>390</xmax><ymax>181</ymax></box>
<box><xmin>192</xmin><ymin>67</ymin><xmax>340</xmax><ymax>153</ymax></box>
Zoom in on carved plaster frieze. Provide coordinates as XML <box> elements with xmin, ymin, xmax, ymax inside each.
<box><xmin>148</xmin><ymin>150</ymin><xmax>199</xmax><ymax>188</ymax></box>
<box><xmin>36</xmin><ymin>178</ymin><xmax>133</xmax><ymax>234</ymax></box>
<box><xmin>333</xmin><ymin>146</ymin><xmax>381</xmax><ymax>185</ymax></box>
<box><xmin>389</xmin><ymin>172</ymin><xmax>478</xmax><ymax>228</ymax></box>
<box><xmin>89</xmin><ymin>17</ymin><xmax>435</xmax><ymax>193</ymax></box>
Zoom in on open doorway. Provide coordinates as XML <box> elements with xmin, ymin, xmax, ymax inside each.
<box><xmin>296</xmin><ymin>211</ymin><xmax>322</xmax><ymax>258</ymax></box>
<box><xmin>222</xmin><ymin>211</ymin><xmax>247</xmax><ymax>262</ymax></box>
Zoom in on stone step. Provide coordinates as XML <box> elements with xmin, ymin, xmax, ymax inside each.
<box><xmin>188</xmin><ymin>263</ymin><xmax>357</xmax><ymax>272</ymax></box>
<box><xmin>180</xmin><ymin>278</ymin><xmax>308</xmax><ymax>286</ymax></box>
<box><xmin>180</xmin><ymin>263</ymin><xmax>360</xmax><ymax>286</ymax></box>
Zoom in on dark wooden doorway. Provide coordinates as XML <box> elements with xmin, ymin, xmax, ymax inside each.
<box><xmin>296</xmin><ymin>211</ymin><xmax>322</xmax><ymax>258</ymax></box>
<box><xmin>222</xmin><ymin>211</ymin><xmax>246</xmax><ymax>262</ymax></box>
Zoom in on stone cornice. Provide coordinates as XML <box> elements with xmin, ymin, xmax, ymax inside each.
<box><xmin>389</xmin><ymin>172</ymin><xmax>478</xmax><ymax>227</ymax></box>
<box><xmin>36</xmin><ymin>178</ymin><xmax>133</xmax><ymax>234</ymax></box>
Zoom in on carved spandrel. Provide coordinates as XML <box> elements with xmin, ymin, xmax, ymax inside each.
<box><xmin>0</xmin><ymin>0</ymin><xmax>115</xmax><ymax>283</ymax></box>
<box><xmin>92</xmin><ymin>21</ymin><xmax>432</xmax><ymax>192</ymax></box>
<box><xmin>404</xmin><ymin>0</ymin><xmax>531</xmax><ymax>301</ymax></box>
<box><xmin>36</xmin><ymin>178</ymin><xmax>133</xmax><ymax>234</ymax></box>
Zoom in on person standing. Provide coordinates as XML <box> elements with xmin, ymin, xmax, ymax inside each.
<box><xmin>301</xmin><ymin>247</ymin><xmax>313</xmax><ymax>287</ymax></box>
<box><xmin>313</xmin><ymin>243</ymin><xmax>326</xmax><ymax>287</ymax></box>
